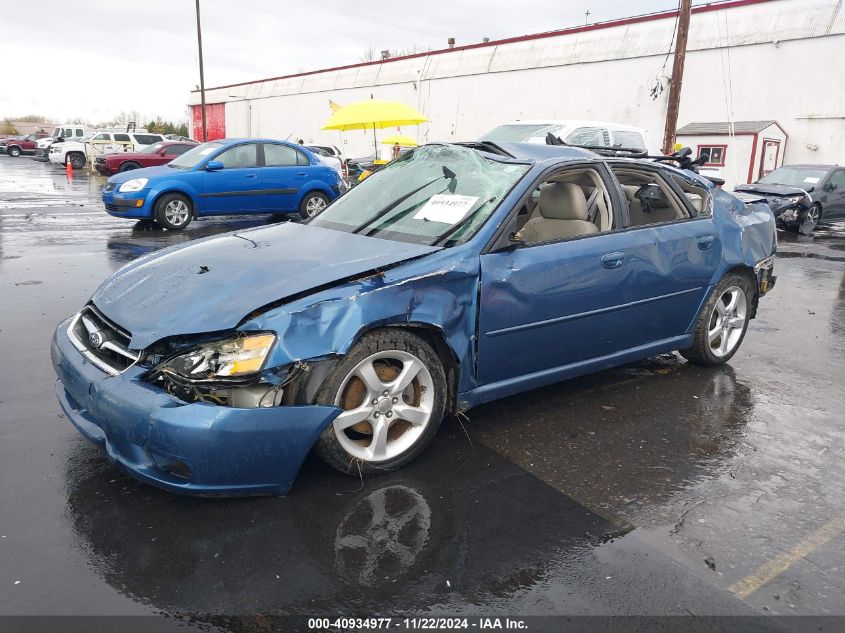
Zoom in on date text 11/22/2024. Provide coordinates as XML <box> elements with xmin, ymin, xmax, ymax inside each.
<box><xmin>307</xmin><ymin>617</ymin><xmax>528</xmax><ymax>630</ymax></box>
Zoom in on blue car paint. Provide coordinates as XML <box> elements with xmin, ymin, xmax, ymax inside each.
<box><xmin>101</xmin><ymin>139</ymin><xmax>340</xmax><ymax>221</ymax></box>
<box><xmin>91</xmin><ymin>223</ymin><xmax>441</xmax><ymax>349</ymax></box>
<box><xmin>55</xmin><ymin>143</ymin><xmax>777</xmax><ymax>496</ymax></box>
<box><xmin>52</xmin><ymin>322</ymin><xmax>340</xmax><ymax>495</ymax></box>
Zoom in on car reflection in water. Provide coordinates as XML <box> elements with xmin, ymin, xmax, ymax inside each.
<box><xmin>104</xmin><ymin>216</ymin><xmax>286</xmax><ymax>266</ymax></box>
<box><xmin>62</xmin><ymin>363</ymin><xmax>753</xmax><ymax>624</ymax></box>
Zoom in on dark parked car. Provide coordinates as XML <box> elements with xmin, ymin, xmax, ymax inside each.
<box><xmin>93</xmin><ymin>141</ymin><xmax>198</xmax><ymax>176</ymax></box>
<box><xmin>735</xmin><ymin>164</ymin><xmax>845</xmax><ymax>232</ymax></box>
<box><xmin>52</xmin><ymin>141</ymin><xmax>777</xmax><ymax>496</ymax></box>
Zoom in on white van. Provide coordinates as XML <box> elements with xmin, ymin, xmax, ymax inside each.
<box><xmin>480</xmin><ymin>120</ymin><xmax>660</xmax><ymax>154</ymax></box>
<box><xmin>49</xmin><ymin>131</ymin><xmax>165</xmax><ymax>168</ymax></box>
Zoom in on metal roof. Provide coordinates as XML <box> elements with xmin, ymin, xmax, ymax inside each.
<box><xmin>193</xmin><ymin>0</ymin><xmax>845</xmax><ymax>106</ymax></box>
<box><xmin>676</xmin><ymin>121</ymin><xmax>777</xmax><ymax>135</ymax></box>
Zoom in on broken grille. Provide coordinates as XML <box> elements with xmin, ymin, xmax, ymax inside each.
<box><xmin>67</xmin><ymin>305</ymin><xmax>139</xmax><ymax>375</ymax></box>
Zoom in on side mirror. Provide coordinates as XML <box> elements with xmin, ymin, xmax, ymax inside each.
<box><xmin>205</xmin><ymin>160</ymin><xmax>224</xmax><ymax>171</ymax></box>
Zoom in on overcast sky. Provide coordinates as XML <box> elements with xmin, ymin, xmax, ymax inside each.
<box><xmin>1</xmin><ymin>0</ymin><xmax>696</xmax><ymax>125</ymax></box>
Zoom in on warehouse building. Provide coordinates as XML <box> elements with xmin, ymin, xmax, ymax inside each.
<box><xmin>187</xmin><ymin>0</ymin><xmax>844</xmax><ymax>188</ymax></box>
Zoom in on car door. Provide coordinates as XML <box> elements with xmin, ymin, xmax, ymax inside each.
<box><xmin>477</xmin><ymin>163</ymin><xmax>721</xmax><ymax>389</ymax></box>
<box><xmin>477</xmin><ymin>164</ymin><xmax>636</xmax><ymax>387</ymax></box>
<box><xmin>823</xmin><ymin>169</ymin><xmax>845</xmax><ymax>219</ymax></box>
<box><xmin>200</xmin><ymin>143</ymin><xmax>262</xmax><ymax>214</ymax></box>
<box><xmin>261</xmin><ymin>143</ymin><xmax>309</xmax><ymax>212</ymax></box>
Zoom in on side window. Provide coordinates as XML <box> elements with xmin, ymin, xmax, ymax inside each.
<box><xmin>828</xmin><ymin>170</ymin><xmax>845</xmax><ymax>189</ymax></box>
<box><xmin>514</xmin><ymin>168</ymin><xmax>614</xmax><ymax>245</ymax></box>
<box><xmin>611</xmin><ymin>167</ymin><xmax>692</xmax><ymax>227</ymax></box>
<box><xmin>297</xmin><ymin>150</ymin><xmax>310</xmax><ymax>166</ymax></box>
<box><xmin>92</xmin><ymin>133</ymin><xmax>109</xmax><ymax>141</ymax></box>
<box><xmin>612</xmin><ymin>130</ymin><xmax>647</xmax><ymax>151</ymax></box>
<box><xmin>217</xmin><ymin>143</ymin><xmax>258</xmax><ymax>168</ymax></box>
<box><xmin>113</xmin><ymin>134</ymin><xmax>130</xmax><ymax>142</ymax></box>
<box><xmin>134</xmin><ymin>134</ymin><xmax>162</xmax><ymax>145</ymax></box>
<box><xmin>263</xmin><ymin>143</ymin><xmax>299</xmax><ymax>167</ymax></box>
<box><xmin>75</xmin><ymin>129</ymin><xmax>83</xmax><ymax>137</ymax></box>
<box><xmin>166</xmin><ymin>144</ymin><xmax>192</xmax><ymax>156</ymax></box>
<box><xmin>64</xmin><ymin>128</ymin><xmax>74</xmax><ymax>137</ymax></box>
<box><xmin>697</xmin><ymin>145</ymin><xmax>726</xmax><ymax>167</ymax></box>
<box><xmin>564</xmin><ymin>127</ymin><xmax>610</xmax><ymax>147</ymax></box>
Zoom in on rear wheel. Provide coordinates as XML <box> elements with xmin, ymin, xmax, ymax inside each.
<box><xmin>119</xmin><ymin>161</ymin><xmax>141</xmax><ymax>172</ymax></box>
<box><xmin>314</xmin><ymin>330</ymin><xmax>447</xmax><ymax>476</ymax></box>
<box><xmin>67</xmin><ymin>152</ymin><xmax>85</xmax><ymax>169</ymax></box>
<box><xmin>298</xmin><ymin>191</ymin><xmax>329</xmax><ymax>220</ymax></box>
<box><xmin>680</xmin><ymin>273</ymin><xmax>753</xmax><ymax>366</ymax></box>
<box><xmin>8</xmin><ymin>146</ymin><xmax>21</xmax><ymax>158</ymax></box>
<box><xmin>154</xmin><ymin>193</ymin><xmax>192</xmax><ymax>230</ymax></box>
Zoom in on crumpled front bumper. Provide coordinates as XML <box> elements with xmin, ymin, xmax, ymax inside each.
<box><xmin>51</xmin><ymin>318</ymin><xmax>341</xmax><ymax>496</ymax></box>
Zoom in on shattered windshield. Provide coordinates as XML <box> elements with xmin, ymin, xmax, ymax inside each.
<box><xmin>758</xmin><ymin>167</ymin><xmax>829</xmax><ymax>188</ymax></box>
<box><xmin>309</xmin><ymin>144</ymin><xmax>529</xmax><ymax>246</ymax></box>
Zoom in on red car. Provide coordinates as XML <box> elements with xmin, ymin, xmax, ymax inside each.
<box><xmin>1</xmin><ymin>133</ymin><xmax>50</xmax><ymax>156</ymax></box>
<box><xmin>93</xmin><ymin>141</ymin><xmax>198</xmax><ymax>175</ymax></box>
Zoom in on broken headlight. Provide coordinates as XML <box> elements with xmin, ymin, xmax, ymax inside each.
<box><xmin>160</xmin><ymin>333</ymin><xmax>276</xmax><ymax>381</ymax></box>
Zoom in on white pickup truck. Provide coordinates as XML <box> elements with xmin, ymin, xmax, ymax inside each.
<box><xmin>49</xmin><ymin>130</ymin><xmax>165</xmax><ymax>168</ymax></box>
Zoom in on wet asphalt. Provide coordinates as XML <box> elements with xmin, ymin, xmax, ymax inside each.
<box><xmin>0</xmin><ymin>156</ymin><xmax>843</xmax><ymax>631</ymax></box>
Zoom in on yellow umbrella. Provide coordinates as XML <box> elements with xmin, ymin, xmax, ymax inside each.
<box><xmin>321</xmin><ymin>99</ymin><xmax>428</xmax><ymax>155</ymax></box>
<box><xmin>380</xmin><ymin>134</ymin><xmax>418</xmax><ymax>147</ymax></box>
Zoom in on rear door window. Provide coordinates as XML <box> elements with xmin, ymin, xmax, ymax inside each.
<box><xmin>133</xmin><ymin>134</ymin><xmax>163</xmax><ymax>145</ymax></box>
<box><xmin>113</xmin><ymin>134</ymin><xmax>130</xmax><ymax>142</ymax></box>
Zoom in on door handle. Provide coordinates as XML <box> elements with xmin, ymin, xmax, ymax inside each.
<box><xmin>245</xmin><ymin>173</ymin><xmax>258</xmax><ymax>178</ymax></box>
<box><xmin>697</xmin><ymin>235</ymin><xmax>716</xmax><ymax>250</ymax></box>
<box><xmin>297</xmin><ymin>171</ymin><xmax>308</xmax><ymax>177</ymax></box>
<box><xmin>600</xmin><ymin>252</ymin><xmax>625</xmax><ymax>269</ymax></box>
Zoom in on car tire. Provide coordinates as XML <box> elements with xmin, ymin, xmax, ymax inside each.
<box><xmin>298</xmin><ymin>191</ymin><xmax>329</xmax><ymax>220</ymax></box>
<box><xmin>67</xmin><ymin>152</ymin><xmax>85</xmax><ymax>169</ymax></box>
<box><xmin>314</xmin><ymin>329</ymin><xmax>447</xmax><ymax>476</ymax></box>
<box><xmin>680</xmin><ymin>272</ymin><xmax>754</xmax><ymax>366</ymax></box>
<box><xmin>805</xmin><ymin>203</ymin><xmax>823</xmax><ymax>229</ymax></box>
<box><xmin>119</xmin><ymin>161</ymin><xmax>141</xmax><ymax>173</ymax></box>
<box><xmin>154</xmin><ymin>193</ymin><xmax>193</xmax><ymax>230</ymax></box>
<box><xmin>8</xmin><ymin>146</ymin><xmax>21</xmax><ymax>157</ymax></box>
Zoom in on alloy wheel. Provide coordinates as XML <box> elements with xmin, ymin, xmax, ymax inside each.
<box><xmin>164</xmin><ymin>200</ymin><xmax>190</xmax><ymax>226</ymax></box>
<box><xmin>305</xmin><ymin>195</ymin><xmax>327</xmax><ymax>216</ymax></box>
<box><xmin>333</xmin><ymin>350</ymin><xmax>435</xmax><ymax>462</ymax></box>
<box><xmin>805</xmin><ymin>205</ymin><xmax>820</xmax><ymax>229</ymax></box>
<box><xmin>707</xmin><ymin>286</ymin><xmax>747</xmax><ymax>358</ymax></box>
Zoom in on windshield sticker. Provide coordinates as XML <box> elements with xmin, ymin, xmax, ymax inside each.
<box><xmin>804</xmin><ymin>177</ymin><xmax>820</xmax><ymax>184</ymax></box>
<box><xmin>413</xmin><ymin>194</ymin><xmax>479</xmax><ymax>224</ymax></box>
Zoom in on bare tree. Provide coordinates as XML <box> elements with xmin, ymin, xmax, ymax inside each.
<box><xmin>360</xmin><ymin>45</ymin><xmax>376</xmax><ymax>62</ymax></box>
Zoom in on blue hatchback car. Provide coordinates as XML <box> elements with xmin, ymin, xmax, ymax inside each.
<box><xmin>102</xmin><ymin>138</ymin><xmax>343</xmax><ymax>229</ymax></box>
<box><xmin>54</xmin><ymin>142</ymin><xmax>777</xmax><ymax>496</ymax></box>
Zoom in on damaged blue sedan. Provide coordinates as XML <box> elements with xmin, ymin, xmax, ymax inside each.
<box><xmin>51</xmin><ymin>142</ymin><xmax>777</xmax><ymax>496</ymax></box>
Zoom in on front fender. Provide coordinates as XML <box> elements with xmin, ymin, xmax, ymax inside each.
<box><xmin>711</xmin><ymin>188</ymin><xmax>777</xmax><ymax>284</ymax></box>
<box><xmin>147</xmin><ymin>180</ymin><xmax>202</xmax><ymax>212</ymax></box>
<box><xmin>244</xmin><ymin>248</ymin><xmax>481</xmax><ymax>394</ymax></box>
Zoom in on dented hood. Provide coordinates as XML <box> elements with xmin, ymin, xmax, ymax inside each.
<box><xmin>92</xmin><ymin>223</ymin><xmax>440</xmax><ymax>349</ymax></box>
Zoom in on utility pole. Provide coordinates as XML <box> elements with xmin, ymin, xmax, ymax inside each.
<box><xmin>195</xmin><ymin>0</ymin><xmax>207</xmax><ymax>142</ymax></box>
<box><xmin>662</xmin><ymin>0</ymin><xmax>692</xmax><ymax>154</ymax></box>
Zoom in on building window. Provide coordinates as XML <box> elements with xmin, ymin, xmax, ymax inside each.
<box><xmin>697</xmin><ymin>144</ymin><xmax>727</xmax><ymax>167</ymax></box>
